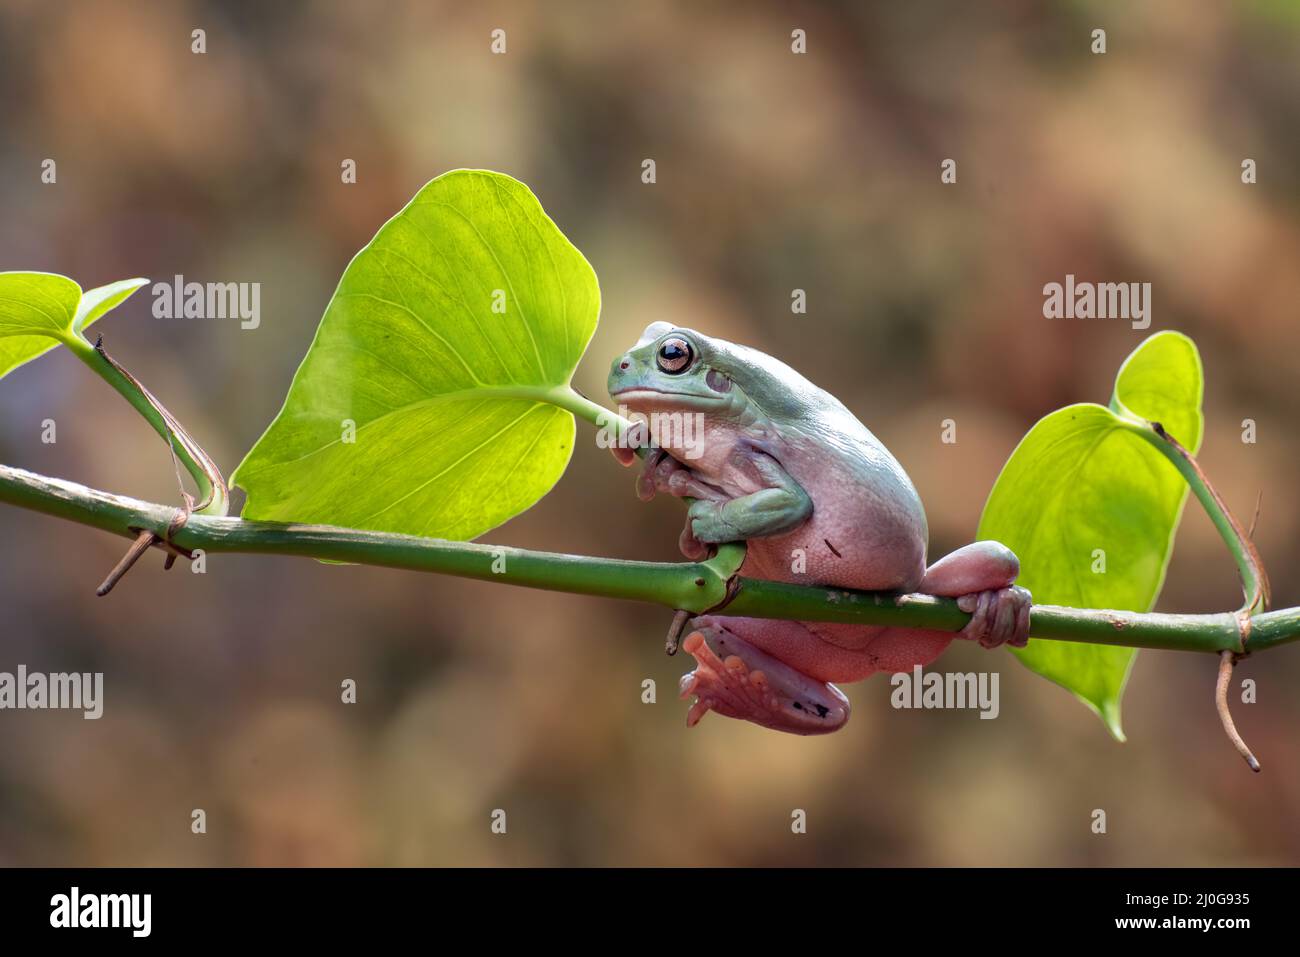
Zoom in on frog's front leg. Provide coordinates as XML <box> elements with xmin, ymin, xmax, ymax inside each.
<box><xmin>679</xmin><ymin>617</ymin><xmax>850</xmax><ymax>735</ymax></box>
<box><xmin>684</xmin><ymin>451</ymin><xmax>811</xmax><ymax>548</ymax></box>
<box><xmin>625</xmin><ymin>448</ymin><xmax>808</xmax><ymax>560</ymax></box>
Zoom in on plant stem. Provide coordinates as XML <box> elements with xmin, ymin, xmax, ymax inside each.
<box><xmin>550</xmin><ymin>383</ymin><xmax>633</xmax><ymax>433</ymax></box>
<box><xmin>1123</xmin><ymin>419</ymin><xmax>1269</xmax><ymax>617</ymax></box>
<box><xmin>2</xmin><ymin>463</ymin><xmax>1296</xmax><ymax>654</ymax></box>
<box><xmin>62</xmin><ymin>334</ymin><xmax>229</xmax><ymax>516</ymax></box>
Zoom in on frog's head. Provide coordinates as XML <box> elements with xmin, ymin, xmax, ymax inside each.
<box><xmin>607</xmin><ymin>322</ymin><xmax>753</xmax><ymax>417</ymax></box>
<box><xmin>608</xmin><ymin>322</ymin><xmax>834</xmax><ymax>464</ymax></box>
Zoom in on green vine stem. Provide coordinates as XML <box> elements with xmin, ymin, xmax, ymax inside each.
<box><xmin>2</xmin><ymin>381</ymin><xmax>1296</xmax><ymax>659</ymax></box>
<box><xmin>2</xmin><ymin>463</ymin><xmax>1297</xmax><ymax>653</ymax></box>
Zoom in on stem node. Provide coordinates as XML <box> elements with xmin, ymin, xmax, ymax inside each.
<box><xmin>95</xmin><ymin>511</ymin><xmax>195</xmax><ymax>597</ymax></box>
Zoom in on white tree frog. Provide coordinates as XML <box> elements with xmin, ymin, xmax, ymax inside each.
<box><xmin>608</xmin><ymin>323</ymin><xmax>1031</xmax><ymax>735</ymax></box>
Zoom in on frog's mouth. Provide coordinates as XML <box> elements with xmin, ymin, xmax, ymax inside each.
<box><xmin>609</xmin><ymin>387</ymin><xmax>728</xmax><ymax>411</ymax></box>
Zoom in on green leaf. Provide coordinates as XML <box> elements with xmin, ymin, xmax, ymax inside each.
<box><xmin>0</xmin><ymin>272</ymin><xmax>148</xmax><ymax>380</ymax></box>
<box><xmin>73</xmin><ymin>278</ymin><xmax>152</xmax><ymax>336</ymax></box>
<box><xmin>1109</xmin><ymin>328</ymin><xmax>1203</xmax><ymax>449</ymax></box>
<box><xmin>977</xmin><ymin>332</ymin><xmax>1203</xmax><ymax>740</ymax></box>
<box><xmin>232</xmin><ymin>169</ymin><xmax>601</xmax><ymax>540</ymax></box>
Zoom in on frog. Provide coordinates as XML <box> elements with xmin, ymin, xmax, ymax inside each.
<box><xmin>607</xmin><ymin>322</ymin><xmax>1031</xmax><ymax>735</ymax></box>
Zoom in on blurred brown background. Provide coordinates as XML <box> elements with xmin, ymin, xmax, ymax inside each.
<box><xmin>1</xmin><ymin>0</ymin><xmax>1298</xmax><ymax>866</ymax></box>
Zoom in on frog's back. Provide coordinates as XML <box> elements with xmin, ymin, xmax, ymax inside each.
<box><xmin>751</xmin><ymin>382</ymin><xmax>929</xmax><ymax>594</ymax></box>
<box><xmin>705</xmin><ymin>336</ymin><xmax>929</xmax><ymax>592</ymax></box>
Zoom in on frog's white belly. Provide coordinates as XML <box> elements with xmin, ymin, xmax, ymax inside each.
<box><xmin>743</xmin><ymin>503</ymin><xmax>925</xmax><ymax>594</ymax></box>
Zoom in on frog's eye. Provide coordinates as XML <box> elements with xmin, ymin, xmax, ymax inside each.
<box><xmin>656</xmin><ymin>337</ymin><xmax>694</xmax><ymax>374</ymax></box>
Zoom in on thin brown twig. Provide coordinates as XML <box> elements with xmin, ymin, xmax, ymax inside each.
<box><xmin>664</xmin><ymin>608</ymin><xmax>690</xmax><ymax>656</ymax></box>
<box><xmin>94</xmin><ymin>530</ymin><xmax>156</xmax><ymax>596</ymax></box>
<box><xmin>1215</xmin><ymin>651</ymin><xmax>1261</xmax><ymax>772</ymax></box>
<box><xmin>94</xmin><ymin>519</ymin><xmax>195</xmax><ymax>596</ymax></box>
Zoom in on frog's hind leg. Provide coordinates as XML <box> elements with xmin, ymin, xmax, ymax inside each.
<box><xmin>920</xmin><ymin>540</ymin><xmax>1031</xmax><ymax>649</ymax></box>
<box><xmin>853</xmin><ymin>541</ymin><xmax>1031</xmax><ymax>671</ymax></box>
<box><xmin>679</xmin><ymin>618</ymin><xmax>850</xmax><ymax>735</ymax></box>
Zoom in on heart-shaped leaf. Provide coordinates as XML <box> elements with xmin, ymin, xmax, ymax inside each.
<box><xmin>232</xmin><ymin>169</ymin><xmax>601</xmax><ymax>540</ymax></box>
<box><xmin>977</xmin><ymin>332</ymin><xmax>1203</xmax><ymax>739</ymax></box>
<box><xmin>0</xmin><ymin>272</ymin><xmax>149</xmax><ymax>380</ymax></box>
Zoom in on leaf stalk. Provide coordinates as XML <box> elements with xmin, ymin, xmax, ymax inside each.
<box><xmin>62</xmin><ymin>333</ymin><xmax>229</xmax><ymax>517</ymax></box>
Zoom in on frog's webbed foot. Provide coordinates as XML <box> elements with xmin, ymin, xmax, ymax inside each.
<box><xmin>679</xmin><ymin>625</ymin><xmax>850</xmax><ymax>735</ymax></box>
<box><xmin>956</xmin><ymin>585</ymin><xmax>1032</xmax><ymax>649</ymax></box>
<box><xmin>921</xmin><ymin>541</ymin><xmax>1031</xmax><ymax>650</ymax></box>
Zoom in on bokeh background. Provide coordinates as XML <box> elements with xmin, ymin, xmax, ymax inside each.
<box><xmin>1</xmin><ymin>0</ymin><xmax>1299</xmax><ymax>866</ymax></box>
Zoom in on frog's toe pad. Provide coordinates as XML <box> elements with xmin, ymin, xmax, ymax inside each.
<box><xmin>678</xmin><ymin>630</ymin><xmax>849</xmax><ymax>735</ymax></box>
<box><xmin>956</xmin><ymin>585</ymin><xmax>1032</xmax><ymax>649</ymax></box>
<box><xmin>679</xmin><ymin>632</ymin><xmax>781</xmax><ymax>726</ymax></box>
